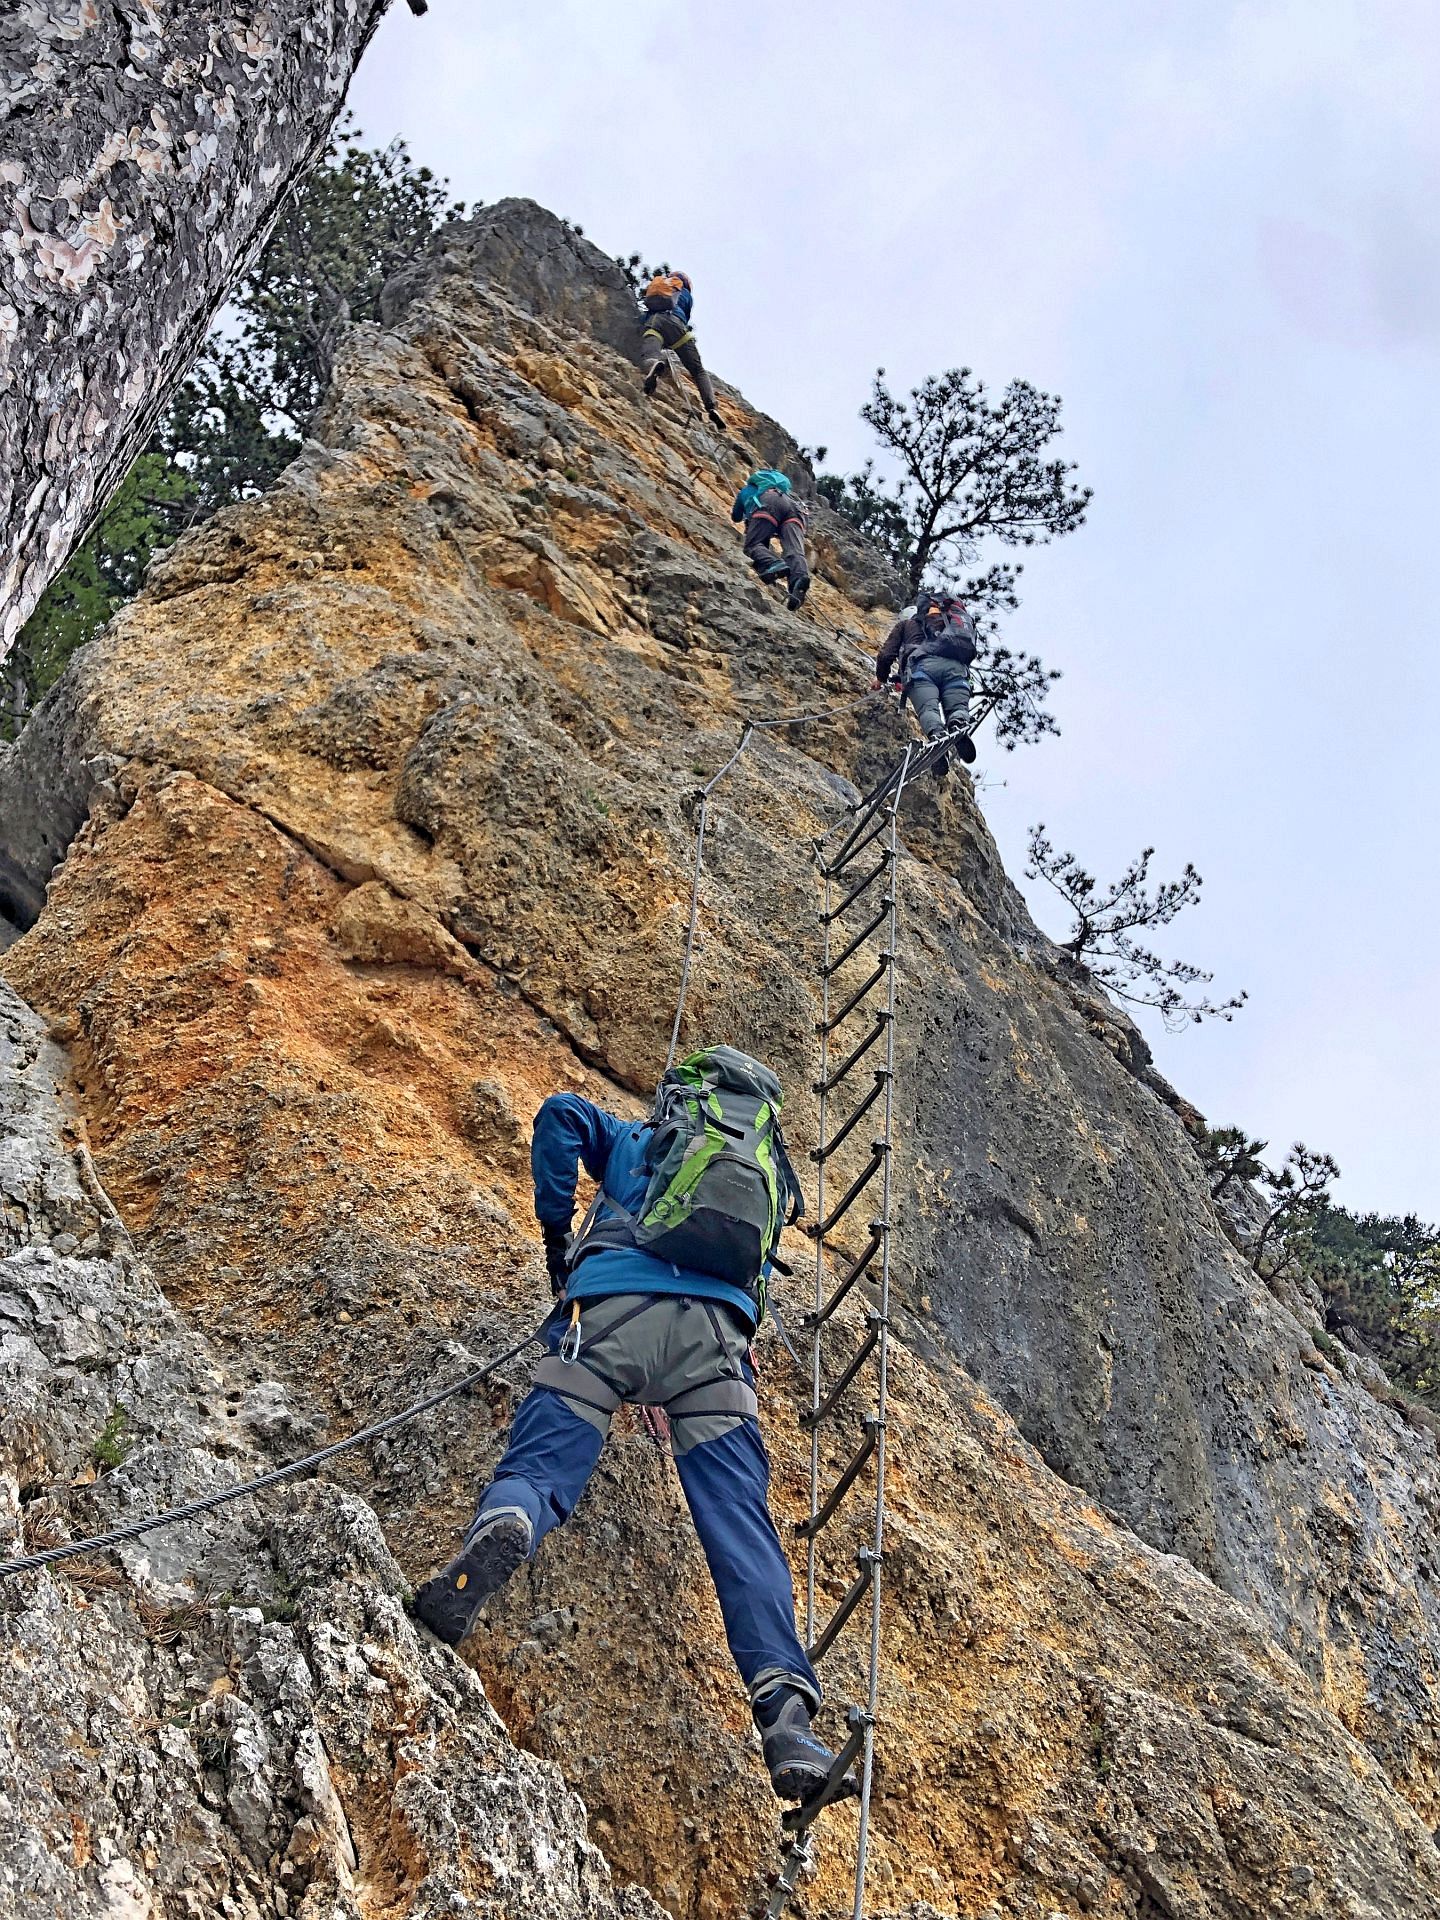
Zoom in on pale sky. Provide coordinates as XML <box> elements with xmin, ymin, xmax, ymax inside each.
<box><xmin>350</xmin><ymin>0</ymin><xmax>1440</xmax><ymax>1219</ymax></box>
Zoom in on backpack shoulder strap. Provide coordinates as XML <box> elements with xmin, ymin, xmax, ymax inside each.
<box><xmin>773</xmin><ymin>1124</ymin><xmax>805</xmax><ymax>1226</ymax></box>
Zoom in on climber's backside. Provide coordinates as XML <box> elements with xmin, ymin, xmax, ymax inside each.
<box><xmin>732</xmin><ymin>468</ymin><xmax>812</xmax><ymax>612</ymax></box>
<box><xmin>638</xmin><ymin>270</ymin><xmax>727</xmax><ymax>430</ymax></box>
<box><xmin>412</xmin><ymin>1045</ymin><xmax>854</xmax><ymax>1805</ymax></box>
<box><xmin>874</xmin><ymin>586</ymin><xmax>979</xmax><ymax>776</ymax></box>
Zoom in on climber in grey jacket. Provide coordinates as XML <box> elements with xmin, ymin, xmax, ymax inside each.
<box><xmin>874</xmin><ymin>588</ymin><xmax>979</xmax><ymax>773</ymax></box>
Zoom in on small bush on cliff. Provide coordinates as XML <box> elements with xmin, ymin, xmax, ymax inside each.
<box><xmin>1026</xmin><ymin>827</ymin><xmax>1247</xmax><ymax>1028</ymax></box>
<box><xmin>1247</xmin><ymin>1142</ymin><xmax>1340</xmax><ymax>1282</ymax></box>
<box><xmin>1202</xmin><ymin>1125</ymin><xmax>1270</xmax><ymax>1201</ymax></box>
<box><xmin>5</xmin><ymin>120</ymin><xmax>465</xmax><ymax>740</ymax></box>
<box><xmin>1199</xmin><ymin>1128</ymin><xmax>1440</xmax><ymax>1408</ymax></box>
<box><xmin>92</xmin><ymin>1404</ymin><xmax>130</xmax><ymax>1472</ymax></box>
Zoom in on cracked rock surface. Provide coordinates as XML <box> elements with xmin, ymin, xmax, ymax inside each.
<box><xmin>0</xmin><ymin>979</ymin><xmax>664</xmax><ymax>1920</ymax></box>
<box><xmin>2</xmin><ymin>198</ymin><xmax>1439</xmax><ymax>1917</ymax></box>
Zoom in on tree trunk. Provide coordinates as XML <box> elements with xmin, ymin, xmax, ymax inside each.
<box><xmin>0</xmin><ymin>0</ymin><xmax>405</xmax><ymax>662</ymax></box>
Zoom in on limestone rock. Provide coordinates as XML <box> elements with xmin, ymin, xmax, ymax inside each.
<box><xmin>332</xmin><ymin>878</ymin><xmax>476</xmax><ymax>978</ymax></box>
<box><xmin>0</xmin><ymin>979</ymin><xmax>665</xmax><ymax>1920</ymax></box>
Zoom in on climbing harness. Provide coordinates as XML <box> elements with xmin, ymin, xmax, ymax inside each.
<box><xmin>0</xmin><ymin>1317</ymin><xmax>552</xmax><ymax>1581</ymax></box>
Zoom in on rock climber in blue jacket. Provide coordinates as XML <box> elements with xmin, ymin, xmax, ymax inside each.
<box><xmin>732</xmin><ymin>468</ymin><xmax>811</xmax><ymax>612</ymax></box>
<box><xmin>413</xmin><ymin>1060</ymin><xmax>849</xmax><ymax>1804</ymax></box>
<box><xmin>638</xmin><ymin>270</ymin><xmax>726</xmax><ymax>430</ymax></box>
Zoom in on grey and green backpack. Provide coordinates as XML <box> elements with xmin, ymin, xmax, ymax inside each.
<box><xmin>569</xmin><ymin>1046</ymin><xmax>804</xmax><ymax>1308</ymax></box>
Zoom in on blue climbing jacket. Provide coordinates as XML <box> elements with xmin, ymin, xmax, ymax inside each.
<box><xmin>675</xmin><ymin>284</ymin><xmax>693</xmax><ymax>324</ymax></box>
<box><xmin>532</xmin><ymin>1093</ymin><xmax>765</xmax><ymax>1327</ymax></box>
<box><xmin>731</xmin><ymin>469</ymin><xmax>792</xmax><ymax>523</ymax></box>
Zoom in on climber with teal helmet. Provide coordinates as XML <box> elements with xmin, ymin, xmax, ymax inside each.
<box><xmin>732</xmin><ymin>468</ymin><xmax>812</xmax><ymax>612</ymax></box>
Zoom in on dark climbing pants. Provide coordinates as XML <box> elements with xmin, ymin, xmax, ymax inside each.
<box><xmin>907</xmin><ymin>656</ymin><xmax>971</xmax><ymax>738</ymax></box>
<box><xmin>639</xmin><ymin>311</ymin><xmax>719</xmax><ymax>412</ymax></box>
<box><xmin>743</xmin><ymin>489</ymin><xmax>811</xmax><ymax>596</ymax></box>
<box><xmin>468</xmin><ymin>1292</ymin><xmax>821</xmax><ymax>1709</ymax></box>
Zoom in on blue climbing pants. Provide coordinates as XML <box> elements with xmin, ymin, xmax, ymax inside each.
<box><xmin>469</xmin><ymin>1292</ymin><xmax>820</xmax><ymax>1708</ymax></box>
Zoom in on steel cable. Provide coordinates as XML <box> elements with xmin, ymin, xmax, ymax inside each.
<box><xmin>0</xmin><ymin>1319</ymin><xmax>550</xmax><ymax>1581</ymax></box>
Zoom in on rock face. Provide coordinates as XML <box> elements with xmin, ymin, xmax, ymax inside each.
<box><xmin>0</xmin><ymin>978</ymin><xmax>665</xmax><ymax>1920</ymax></box>
<box><xmin>2</xmin><ymin>198</ymin><xmax>1439</xmax><ymax>1918</ymax></box>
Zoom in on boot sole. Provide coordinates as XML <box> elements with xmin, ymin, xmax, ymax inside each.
<box><xmin>412</xmin><ymin>1519</ymin><xmax>531</xmax><ymax>1647</ymax></box>
<box><xmin>772</xmin><ymin>1762</ymin><xmax>861</xmax><ymax>1804</ymax></box>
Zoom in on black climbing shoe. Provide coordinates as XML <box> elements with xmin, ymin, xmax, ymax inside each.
<box><xmin>954</xmin><ymin>731</ymin><xmax>977</xmax><ymax>765</ymax></box>
<box><xmin>758</xmin><ymin>560</ymin><xmax>788</xmax><ymax>585</ymax></box>
<box><xmin>411</xmin><ymin>1507</ymin><xmax>533</xmax><ymax>1647</ymax></box>
<box><xmin>754</xmin><ymin>1687</ymin><xmax>857</xmax><ymax>1804</ymax></box>
<box><xmin>786</xmin><ymin>577</ymin><xmax>810</xmax><ymax>612</ymax></box>
<box><xmin>706</xmin><ymin>405</ymin><xmax>727</xmax><ymax>430</ymax></box>
<box><xmin>930</xmin><ymin>753</ymin><xmax>950</xmax><ymax>781</ymax></box>
<box><xmin>642</xmin><ymin>367</ymin><xmax>661</xmax><ymax>396</ymax></box>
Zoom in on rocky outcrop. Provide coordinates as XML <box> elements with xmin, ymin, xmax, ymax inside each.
<box><xmin>0</xmin><ymin>977</ymin><xmax>665</xmax><ymax>1920</ymax></box>
<box><xmin>2</xmin><ymin>198</ymin><xmax>1439</xmax><ymax>1917</ymax></box>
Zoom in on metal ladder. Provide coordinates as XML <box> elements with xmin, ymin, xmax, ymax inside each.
<box><xmin>765</xmin><ymin>724</ymin><xmax>962</xmax><ymax>1918</ymax></box>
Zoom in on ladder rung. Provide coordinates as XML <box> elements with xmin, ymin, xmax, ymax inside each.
<box><xmin>798</xmin><ymin>1316</ymin><xmax>883</xmax><ymax>1429</ymax></box>
<box><xmin>810</xmin><ymin>1072</ymin><xmax>888</xmax><ymax>1164</ymax></box>
<box><xmin>819</xmin><ymin>956</ymin><xmax>891</xmax><ymax>1035</ymax></box>
<box><xmin>804</xmin><ymin>1226</ymin><xmax>883</xmax><ymax>1328</ymax></box>
<box><xmin>823</xmin><ymin>900</ymin><xmax>892</xmax><ymax>979</ymax></box>
<box><xmin>808</xmin><ymin>1143</ymin><xmax>886</xmax><ymax>1239</ymax></box>
<box><xmin>813</xmin><ymin>1013</ymin><xmax>890</xmax><ymax>1095</ymax></box>
<box><xmin>836</xmin><ymin>759</ymin><xmax>907</xmax><ymax>850</ymax></box>
<box><xmin>821</xmin><ymin>851</ymin><xmax>890</xmax><ymax>925</ymax></box>
<box><xmin>808</xmin><ymin>1552</ymin><xmax>880</xmax><ymax>1664</ymax></box>
<box><xmin>822</xmin><ymin>805</ymin><xmax>890</xmax><ymax>879</ymax></box>
<box><xmin>794</xmin><ymin>1419</ymin><xmax>880</xmax><ymax>1541</ymax></box>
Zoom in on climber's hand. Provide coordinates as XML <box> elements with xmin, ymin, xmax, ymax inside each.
<box><xmin>541</xmin><ymin>1221</ymin><xmax>571</xmax><ymax>1297</ymax></box>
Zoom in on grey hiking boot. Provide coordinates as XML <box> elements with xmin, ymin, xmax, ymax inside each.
<box><xmin>411</xmin><ymin>1506</ymin><xmax>533</xmax><ymax>1647</ymax></box>
<box><xmin>753</xmin><ymin>1686</ymin><xmax>857</xmax><ymax>1804</ymax></box>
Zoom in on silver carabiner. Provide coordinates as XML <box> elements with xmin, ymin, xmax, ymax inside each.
<box><xmin>559</xmin><ymin>1299</ymin><xmax>582</xmax><ymax>1366</ymax></box>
